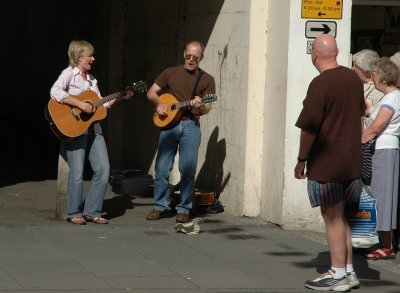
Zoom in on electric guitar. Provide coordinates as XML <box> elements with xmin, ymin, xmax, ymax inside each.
<box><xmin>44</xmin><ymin>81</ymin><xmax>147</xmax><ymax>141</ymax></box>
<box><xmin>153</xmin><ymin>93</ymin><xmax>217</xmax><ymax>128</ymax></box>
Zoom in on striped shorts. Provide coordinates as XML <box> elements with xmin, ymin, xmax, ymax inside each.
<box><xmin>307</xmin><ymin>179</ymin><xmax>362</xmax><ymax>207</ymax></box>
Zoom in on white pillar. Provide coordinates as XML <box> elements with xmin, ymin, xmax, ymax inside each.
<box><xmin>243</xmin><ymin>0</ymin><xmax>269</xmax><ymax>216</ymax></box>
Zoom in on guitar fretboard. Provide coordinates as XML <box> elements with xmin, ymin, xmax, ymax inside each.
<box><xmin>172</xmin><ymin>95</ymin><xmax>217</xmax><ymax>110</ymax></box>
<box><xmin>174</xmin><ymin>100</ymin><xmax>192</xmax><ymax>110</ymax></box>
<box><xmin>91</xmin><ymin>81</ymin><xmax>147</xmax><ymax>107</ymax></box>
<box><xmin>93</xmin><ymin>90</ymin><xmax>125</xmax><ymax>107</ymax></box>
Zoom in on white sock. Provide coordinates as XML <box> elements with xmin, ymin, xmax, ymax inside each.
<box><xmin>346</xmin><ymin>264</ymin><xmax>354</xmax><ymax>273</ymax></box>
<box><xmin>331</xmin><ymin>266</ymin><xmax>346</xmax><ymax>279</ymax></box>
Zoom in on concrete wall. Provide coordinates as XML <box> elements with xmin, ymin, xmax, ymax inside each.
<box><xmin>282</xmin><ymin>0</ymin><xmax>354</xmax><ymax>231</ymax></box>
<box><xmin>106</xmin><ymin>0</ymin><xmax>185</xmax><ymax>172</ymax></box>
<box><xmin>258</xmin><ymin>1</ymin><xmax>290</xmax><ymax>224</ymax></box>
<box><xmin>105</xmin><ymin>0</ymin><xmax>250</xmax><ymax>216</ymax></box>
<box><xmin>195</xmin><ymin>1</ymin><xmax>251</xmax><ymax>216</ymax></box>
<box><xmin>198</xmin><ymin>0</ymin><xmax>354</xmax><ymax>230</ymax></box>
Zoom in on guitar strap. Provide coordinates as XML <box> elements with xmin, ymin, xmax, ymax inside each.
<box><xmin>190</xmin><ymin>68</ymin><xmax>204</xmax><ymax>100</ymax></box>
<box><xmin>182</xmin><ymin>68</ymin><xmax>204</xmax><ymax>120</ymax></box>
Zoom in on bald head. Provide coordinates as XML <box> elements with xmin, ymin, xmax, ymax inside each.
<box><xmin>313</xmin><ymin>34</ymin><xmax>338</xmax><ymax>59</ymax></box>
<box><xmin>312</xmin><ymin>34</ymin><xmax>339</xmax><ymax>72</ymax></box>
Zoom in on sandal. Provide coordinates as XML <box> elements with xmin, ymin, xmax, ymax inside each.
<box><xmin>366</xmin><ymin>248</ymin><xmax>396</xmax><ymax>260</ymax></box>
<box><xmin>83</xmin><ymin>215</ymin><xmax>108</xmax><ymax>224</ymax></box>
<box><xmin>67</xmin><ymin>216</ymin><xmax>86</xmax><ymax>225</ymax></box>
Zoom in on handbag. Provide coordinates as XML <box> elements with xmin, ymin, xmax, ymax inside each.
<box><xmin>361</xmin><ymin>138</ymin><xmax>376</xmax><ymax>186</ymax></box>
<box><xmin>345</xmin><ymin>184</ymin><xmax>379</xmax><ymax>248</ymax></box>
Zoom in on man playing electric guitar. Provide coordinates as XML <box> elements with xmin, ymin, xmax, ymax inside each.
<box><xmin>146</xmin><ymin>40</ymin><xmax>216</xmax><ymax>223</ymax></box>
<box><xmin>50</xmin><ymin>40</ymin><xmax>133</xmax><ymax>225</ymax></box>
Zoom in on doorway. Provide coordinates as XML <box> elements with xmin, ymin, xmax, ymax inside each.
<box><xmin>351</xmin><ymin>1</ymin><xmax>400</xmax><ymax>56</ymax></box>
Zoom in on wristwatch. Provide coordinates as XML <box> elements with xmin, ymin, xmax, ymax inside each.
<box><xmin>297</xmin><ymin>157</ymin><xmax>307</xmax><ymax>163</ymax></box>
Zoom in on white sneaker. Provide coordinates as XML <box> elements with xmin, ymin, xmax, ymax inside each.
<box><xmin>347</xmin><ymin>271</ymin><xmax>360</xmax><ymax>289</ymax></box>
<box><xmin>174</xmin><ymin>218</ymin><xmax>204</xmax><ymax>235</ymax></box>
<box><xmin>305</xmin><ymin>270</ymin><xmax>351</xmax><ymax>291</ymax></box>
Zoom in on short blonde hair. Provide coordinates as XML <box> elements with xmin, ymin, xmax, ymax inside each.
<box><xmin>68</xmin><ymin>40</ymin><xmax>94</xmax><ymax>67</ymax></box>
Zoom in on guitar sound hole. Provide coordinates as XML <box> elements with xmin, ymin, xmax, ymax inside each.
<box><xmin>80</xmin><ymin>112</ymin><xmax>94</xmax><ymax>122</ymax></box>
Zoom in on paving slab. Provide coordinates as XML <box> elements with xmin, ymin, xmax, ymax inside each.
<box><xmin>0</xmin><ymin>180</ymin><xmax>399</xmax><ymax>292</ymax></box>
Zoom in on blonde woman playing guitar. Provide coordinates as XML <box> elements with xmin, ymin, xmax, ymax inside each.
<box><xmin>50</xmin><ymin>40</ymin><xmax>134</xmax><ymax>225</ymax></box>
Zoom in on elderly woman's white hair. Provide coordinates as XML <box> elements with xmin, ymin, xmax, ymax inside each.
<box><xmin>390</xmin><ymin>52</ymin><xmax>400</xmax><ymax>68</ymax></box>
<box><xmin>352</xmin><ymin>49</ymin><xmax>379</xmax><ymax>73</ymax></box>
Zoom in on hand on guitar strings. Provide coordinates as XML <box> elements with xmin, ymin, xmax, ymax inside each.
<box><xmin>190</xmin><ymin>95</ymin><xmax>210</xmax><ymax>115</ymax></box>
<box><xmin>156</xmin><ymin>103</ymin><xmax>167</xmax><ymax>116</ymax></box>
<box><xmin>190</xmin><ymin>96</ymin><xmax>204</xmax><ymax>108</ymax></box>
<box><xmin>81</xmin><ymin>101</ymin><xmax>95</xmax><ymax>113</ymax></box>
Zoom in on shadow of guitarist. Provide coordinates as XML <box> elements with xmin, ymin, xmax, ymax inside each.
<box><xmin>195</xmin><ymin>126</ymin><xmax>230</xmax><ymax>212</ymax></box>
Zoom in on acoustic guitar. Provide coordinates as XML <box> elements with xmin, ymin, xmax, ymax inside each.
<box><xmin>45</xmin><ymin>81</ymin><xmax>147</xmax><ymax>141</ymax></box>
<box><xmin>153</xmin><ymin>93</ymin><xmax>217</xmax><ymax>128</ymax></box>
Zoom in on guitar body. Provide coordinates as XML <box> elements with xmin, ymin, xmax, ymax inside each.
<box><xmin>153</xmin><ymin>93</ymin><xmax>185</xmax><ymax>128</ymax></box>
<box><xmin>45</xmin><ymin>90</ymin><xmax>107</xmax><ymax>141</ymax></box>
<box><xmin>45</xmin><ymin>80</ymin><xmax>147</xmax><ymax>141</ymax></box>
<box><xmin>153</xmin><ymin>93</ymin><xmax>217</xmax><ymax>128</ymax></box>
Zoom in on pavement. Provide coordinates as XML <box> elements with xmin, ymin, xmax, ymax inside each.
<box><xmin>1</xmin><ymin>180</ymin><xmax>400</xmax><ymax>293</ymax></box>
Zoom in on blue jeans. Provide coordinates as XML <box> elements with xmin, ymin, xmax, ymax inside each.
<box><xmin>154</xmin><ymin>120</ymin><xmax>201</xmax><ymax>214</ymax></box>
<box><xmin>65</xmin><ymin>133</ymin><xmax>110</xmax><ymax>218</ymax></box>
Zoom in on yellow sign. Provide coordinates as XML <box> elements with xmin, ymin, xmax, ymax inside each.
<box><xmin>302</xmin><ymin>0</ymin><xmax>343</xmax><ymax>19</ymax></box>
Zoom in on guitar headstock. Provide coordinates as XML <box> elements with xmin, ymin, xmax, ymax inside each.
<box><xmin>131</xmin><ymin>81</ymin><xmax>148</xmax><ymax>94</ymax></box>
<box><xmin>201</xmin><ymin>94</ymin><xmax>217</xmax><ymax>104</ymax></box>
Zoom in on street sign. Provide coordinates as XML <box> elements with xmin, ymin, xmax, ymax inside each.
<box><xmin>305</xmin><ymin>21</ymin><xmax>337</xmax><ymax>39</ymax></box>
<box><xmin>306</xmin><ymin>40</ymin><xmax>314</xmax><ymax>54</ymax></box>
<box><xmin>301</xmin><ymin>0</ymin><xmax>343</xmax><ymax>20</ymax></box>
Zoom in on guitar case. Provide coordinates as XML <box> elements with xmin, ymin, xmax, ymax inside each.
<box><xmin>171</xmin><ymin>182</ymin><xmax>224</xmax><ymax>214</ymax></box>
<box><xmin>109</xmin><ymin>169</ymin><xmax>154</xmax><ymax>196</ymax></box>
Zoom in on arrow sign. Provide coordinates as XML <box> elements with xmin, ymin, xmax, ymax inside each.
<box><xmin>310</xmin><ymin>24</ymin><xmax>331</xmax><ymax>34</ymax></box>
<box><xmin>305</xmin><ymin>21</ymin><xmax>337</xmax><ymax>39</ymax></box>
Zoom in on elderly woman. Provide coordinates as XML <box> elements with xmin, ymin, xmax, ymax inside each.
<box><xmin>390</xmin><ymin>52</ymin><xmax>400</xmax><ymax>252</ymax></box>
<box><xmin>352</xmin><ymin>49</ymin><xmax>383</xmax><ymax>117</ymax></box>
<box><xmin>362</xmin><ymin>57</ymin><xmax>400</xmax><ymax>260</ymax></box>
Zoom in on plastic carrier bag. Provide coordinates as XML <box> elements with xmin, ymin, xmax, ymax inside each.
<box><xmin>345</xmin><ymin>184</ymin><xmax>379</xmax><ymax>248</ymax></box>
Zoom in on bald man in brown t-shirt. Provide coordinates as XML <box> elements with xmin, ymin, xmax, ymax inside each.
<box><xmin>295</xmin><ymin>35</ymin><xmax>365</xmax><ymax>291</ymax></box>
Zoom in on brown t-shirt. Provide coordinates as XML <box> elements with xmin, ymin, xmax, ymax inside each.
<box><xmin>295</xmin><ymin>66</ymin><xmax>366</xmax><ymax>182</ymax></box>
<box><xmin>155</xmin><ymin>65</ymin><xmax>216</xmax><ymax>102</ymax></box>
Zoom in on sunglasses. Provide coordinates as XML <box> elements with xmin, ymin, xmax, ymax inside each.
<box><xmin>184</xmin><ymin>54</ymin><xmax>201</xmax><ymax>62</ymax></box>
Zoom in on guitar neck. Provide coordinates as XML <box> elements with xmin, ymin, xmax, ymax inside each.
<box><xmin>93</xmin><ymin>90</ymin><xmax>125</xmax><ymax>107</ymax></box>
<box><xmin>173</xmin><ymin>96</ymin><xmax>214</xmax><ymax>110</ymax></box>
<box><xmin>174</xmin><ymin>100</ymin><xmax>192</xmax><ymax>110</ymax></box>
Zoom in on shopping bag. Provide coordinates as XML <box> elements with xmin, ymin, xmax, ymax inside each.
<box><xmin>345</xmin><ymin>184</ymin><xmax>379</xmax><ymax>248</ymax></box>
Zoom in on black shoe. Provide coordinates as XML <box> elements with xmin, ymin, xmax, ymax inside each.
<box><xmin>204</xmin><ymin>201</ymin><xmax>224</xmax><ymax>214</ymax></box>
